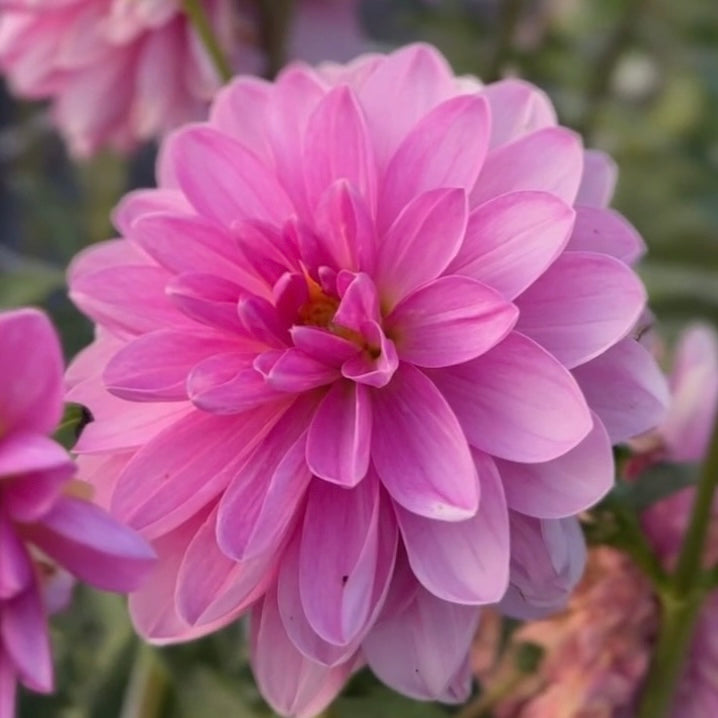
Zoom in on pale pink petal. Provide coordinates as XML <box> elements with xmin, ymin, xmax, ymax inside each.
<box><xmin>0</xmin><ymin>513</ymin><xmax>32</xmax><ymax>599</ymax></box>
<box><xmin>259</xmin><ymin>348</ymin><xmax>339</xmax><ymax>393</ymax></box>
<box><xmin>103</xmin><ymin>330</ymin><xmax>241</xmax><ymax>402</ymax></box>
<box><xmin>1</xmin><ymin>585</ymin><xmax>52</xmax><ymax>693</ymax></box>
<box><xmin>112</xmin><ymin>189</ymin><xmax>191</xmax><ymax>234</ymax></box>
<box><xmin>386</xmin><ymin>275</ymin><xmax>518</xmax><ymax>367</ymax></box>
<box><xmin>481</xmin><ymin>78</ymin><xmax>556</xmax><ymax>148</ymax></box>
<box><xmin>364</xmin><ymin>581</ymin><xmax>480</xmax><ymax>700</ymax></box>
<box><xmin>164</xmin><ymin>125</ymin><xmax>294</xmax><ymax>225</ymax></box>
<box><xmin>376</xmin><ymin>188</ymin><xmax>468</xmax><ymax>306</ymax></box>
<box><xmin>25</xmin><ymin>496</ymin><xmax>155</xmax><ymax>592</ymax></box>
<box><xmin>448</xmin><ymin>191</ymin><xmax>575</xmax><ymax>299</ymax></box>
<box><xmin>573</xmin><ymin>338</ymin><xmax>669</xmax><ymax>443</ymax></box>
<box><xmin>566</xmin><ymin>206</ymin><xmax>646</xmax><ymax>264</ymax></box>
<box><xmin>433</xmin><ymin>332</ymin><xmax>592</xmax><ymax>462</ymax></box>
<box><xmin>575</xmin><ymin>149</ymin><xmax>618</xmax><ymax>207</ymax></box>
<box><xmin>515</xmin><ymin>251</ymin><xmax>646</xmax><ymax>368</ymax></box>
<box><xmin>251</xmin><ymin>589</ymin><xmax>355</xmax><ymax>718</ymax></box>
<box><xmin>371</xmin><ymin>364</ymin><xmax>479</xmax><ymax>520</ymax></box>
<box><xmin>306</xmin><ymin>381</ymin><xmax>372</xmax><ymax>487</ymax></box>
<box><xmin>379</xmin><ymin>94</ymin><xmax>490</xmax><ymax>229</ymax></box>
<box><xmin>471</xmin><ymin>127</ymin><xmax>583</xmax><ymax>206</ymax></box>
<box><xmin>0</xmin><ymin>309</ymin><xmax>63</xmax><ymax>434</ymax></box>
<box><xmin>496</xmin><ymin>412</ymin><xmax>614</xmax><ymax>518</ymax></box>
<box><xmin>397</xmin><ymin>451</ymin><xmax>509</xmax><ymax>604</ymax></box>
<box><xmin>303</xmin><ymin>85</ymin><xmax>376</xmax><ymax>211</ymax></box>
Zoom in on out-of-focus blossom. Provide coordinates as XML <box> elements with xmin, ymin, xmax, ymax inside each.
<box><xmin>66</xmin><ymin>43</ymin><xmax>666</xmax><ymax>716</ymax></box>
<box><xmin>0</xmin><ymin>308</ymin><xmax>155</xmax><ymax>718</ymax></box>
<box><xmin>0</xmin><ymin>0</ymin><xmax>366</xmax><ymax>157</ymax></box>
<box><xmin>474</xmin><ymin>324</ymin><xmax>718</xmax><ymax>718</ymax></box>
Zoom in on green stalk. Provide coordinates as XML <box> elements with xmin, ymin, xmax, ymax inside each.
<box><xmin>120</xmin><ymin>645</ymin><xmax>170</xmax><ymax>718</ymax></box>
<box><xmin>182</xmin><ymin>0</ymin><xmax>233</xmax><ymax>83</ymax></box>
<box><xmin>636</xmin><ymin>405</ymin><xmax>718</xmax><ymax>718</ymax></box>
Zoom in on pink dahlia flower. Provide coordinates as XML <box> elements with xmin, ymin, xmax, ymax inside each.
<box><xmin>474</xmin><ymin>324</ymin><xmax>718</xmax><ymax>718</ymax></box>
<box><xmin>0</xmin><ymin>308</ymin><xmax>155</xmax><ymax>718</ymax></box>
<box><xmin>0</xmin><ymin>0</ymin><xmax>364</xmax><ymax>157</ymax></box>
<box><xmin>66</xmin><ymin>44</ymin><xmax>667</xmax><ymax>715</ymax></box>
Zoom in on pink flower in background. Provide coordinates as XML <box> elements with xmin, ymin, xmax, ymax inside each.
<box><xmin>473</xmin><ymin>324</ymin><xmax>718</xmax><ymax>718</ymax></box>
<box><xmin>66</xmin><ymin>43</ymin><xmax>666</xmax><ymax>715</ymax></box>
<box><xmin>0</xmin><ymin>0</ymin><xmax>366</xmax><ymax>157</ymax></box>
<box><xmin>0</xmin><ymin>308</ymin><xmax>155</xmax><ymax>718</ymax></box>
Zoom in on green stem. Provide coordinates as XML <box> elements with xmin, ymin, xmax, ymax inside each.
<box><xmin>636</xmin><ymin>591</ymin><xmax>704</xmax><ymax>718</ymax></box>
<box><xmin>456</xmin><ymin>672</ymin><xmax>525</xmax><ymax>718</ymax></box>
<box><xmin>182</xmin><ymin>0</ymin><xmax>233</xmax><ymax>83</ymax></box>
<box><xmin>119</xmin><ymin>645</ymin><xmax>170</xmax><ymax>718</ymax></box>
<box><xmin>636</xmin><ymin>405</ymin><xmax>718</xmax><ymax>718</ymax></box>
<box><xmin>256</xmin><ymin>0</ymin><xmax>295</xmax><ymax>79</ymax></box>
<box><xmin>484</xmin><ymin>0</ymin><xmax>524</xmax><ymax>82</ymax></box>
<box><xmin>673</xmin><ymin>405</ymin><xmax>718</xmax><ymax>592</ymax></box>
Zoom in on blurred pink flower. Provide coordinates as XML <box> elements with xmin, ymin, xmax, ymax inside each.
<box><xmin>0</xmin><ymin>308</ymin><xmax>155</xmax><ymax>718</ymax></box>
<box><xmin>66</xmin><ymin>44</ymin><xmax>666</xmax><ymax>715</ymax></box>
<box><xmin>474</xmin><ymin>324</ymin><xmax>718</xmax><ymax>718</ymax></box>
<box><xmin>0</xmin><ymin>0</ymin><xmax>365</xmax><ymax>157</ymax></box>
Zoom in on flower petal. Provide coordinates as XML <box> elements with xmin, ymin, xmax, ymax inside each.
<box><xmin>433</xmin><ymin>332</ymin><xmax>592</xmax><ymax>462</ymax></box>
<box><xmin>515</xmin><ymin>251</ymin><xmax>646</xmax><ymax>368</ymax></box>
<box><xmin>0</xmin><ymin>513</ymin><xmax>32</xmax><ymax>599</ymax></box>
<box><xmin>575</xmin><ymin>149</ymin><xmax>617</xmax><ymax>207</ymax></box>
<box><xmin>448</xmin><ymin>191</ymin><xmax>575</xmax><ymax>299</ymax></box>
<box><xmin>566</xmin><ymin>206</ymin><xmax>646</xmax><ymax>264</ymax></box>
<box><xmin>496</xmin><ymin>412</ymin><xmax>614</xmax><ymax>518</ymax></box>
<box><xmin>306</xmin><ymin>381</ymin><xmax>372</xmax><ymax>487</ymax></box>
<box><xmin>397</xmin><ymin>451</ymin><xmax>509</xmax><ymax>604</ymax></box>
<box><xmin>386</xmin><ymin>275</ymin><xmax>518</xmax><ymax>367</ymax></box>
<box><xmin>371</xmin><ymin>364</ymin><xmax>479</xmax><ymax>520</ymax></box>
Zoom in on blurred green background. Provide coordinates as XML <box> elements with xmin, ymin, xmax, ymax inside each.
<box><xmin>2</xmin><ymin>0</ymin><xmax>716</xmax><ymax>715</ymax></box>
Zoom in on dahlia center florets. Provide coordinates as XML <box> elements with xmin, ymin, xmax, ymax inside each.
<box><xmin>297</xmin><ymin>276</ymin><xmax>340</xmax><ymax>328</ymax></box>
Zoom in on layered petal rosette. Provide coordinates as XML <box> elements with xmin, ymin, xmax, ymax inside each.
<box><xmin>0</xmin><ymin>0</ymin><xmax>364</xmax><ymax>157</ymax></box>
<box><xmin>66</xmin><ymin>44</ymin><xmax>667</xmax><ymax>715</ymax></box>
<box><xmin>0</xmin><ymin>308</ymin><xmax>155</xmax><ymax>718</ymax></box>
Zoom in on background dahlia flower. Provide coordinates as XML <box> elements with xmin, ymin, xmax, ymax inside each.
<box><xmin>0</xmin><ymin>0</ymin><xmax>365</xmax><ymax>157</ymax></box>
<box><xmin>0</xmin><ymin>308</ymin><xmax>155</xmax><ymax>718</ymax></box>
<box><xmin>473</xmin><ymin>324</ymin><xmax>718</xmax><ymax>718</ymax></box>
<box><xmin>66</xmin><ymin>44</ymin><xmax>667</xmax><ymax>715</ymax></box>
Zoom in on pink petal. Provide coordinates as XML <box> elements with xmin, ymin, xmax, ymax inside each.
<box><xmin>386</xmin><ymin>275</ymin><xmax>518</xmax><ymax>367</ymax></box>
<box><xmin>567</xmin><ymin>206</ymin><xmax>646</xmax><ymax>264</ymax></box>
<box><xmin>165</xmin><ymin>125</ymin><xmax>293</xmax><ymax>225</ymax></box>
<box><xmin>341</xmin><ymin>321</ymin><xmax>399</xmax><ymax>389</ymax></box>
<box><xmin>0</xmin><ymin>434</ymin><xmax>74</xmax><ymax>522</ymax></box>
<box><xmin>515</xmin><ymin>251</ymin><xmax>646</xmax><ymax>368</ymax></box>
<box><xmin>496</xmin><ymin>412</ymin><xmax>614</xmax><ymax>518</ymax></box>
<box><xmin>112</xmin><ymin>407</ymin><xmax>282</xmax><ymax>537</ymax></box>
<box><xmin>313</xmin><ymin>180</ymin><xmax>377</xmax><ymax>273</ymax></box>
<box><xmin>1</xmin><ymin>585</ymin><xmax>52</xmax><ymax>693</ymax></box>
<box><xmin>448</xmin><ymin>191</ymin><xmax>575</xmax><ymax>299</ymax></box>
<box><xmin>363</xmin><ymin>581</ymin><xmax>479</xmax><ymax>700</ymax></box>
<box><xmin>303</xmin><ymin>85</ymin><xmax>377</xmax><ymax>211</ymax></box>
<box><xmin>371</xmin><ymin>364</ymin><xmax>479</xmax><ymax>520</ymax></box>
<box><xmin>112</xmin><ymin>189</ymin><xmax>190</xmax><ymax>234</ymax></box>
<box><xmin>0</xmin><ymin>513</ymin><xmax>32</xmax><ymax>599</ymax></box>
<box><xmin>379</xmin><ymin>94</ymin><xmax>490</xmax><ymax>230</ymax></box>
<box><xmin>250</xmin><ymin>589</ymin><xmax>354</xmax><ymax>718</ymax></box>
<box><xmin>575</xmin><ymin>149</ymin><xmax>617</xmax><ymax>207</ymax></box>
<box><xmin>0</xmin><ymin>649</ymin><xmax>17</xmax><ymax>718</ymax></box>
<box><xmin>376</xmin><ymin>188</ymin><xmax>468</xmax><ymax>306</ymax></box>
<box><xmin>357</xmin><ymin>44</ymin><xmax>456</xmax><ymax>169</ymax></box>
<box><xmin>397</xmin><ymin>450</ymin><xmax>509</xmax><ymax>604</ymax></box>
<box><xmin>299</xmin><ymin>476</ymin><xmax>386</xmax><ymax>645</ymax></box>
<box><xmin>573</xmin><ymin>338</ymin><xmax>669</xmax><ymax>443</ymax></box>
<box><xmin>175</xmin><ymin>507</ymin><xmax>273</xmax><ymax>626</ymax></box>
<box><xmin>260</xmin><ymin>348</ymin><xmax>339</xmax><ymax>393</ymax></box>
<box><xmin>471</xmin><ymin>126</ymin><xmax>583</xmax><ymax>206</ymax></box>
<box><xmin>217</xmin><ymin>401</ymin><xmax>315</xmax><ymax>561</ymax></box>
<box><xmin>432</xmin><ymin>332</ymin><xmax>592</xmax><ymax>462</ymax></box>
<box><xmin>0</xmin><ymin>309</ymin><xmax>63</xmax><ymax>434</ymax></box>
<box><xmin>333</xmin><ymin>272</ymin><xmax>380</xmax><ymax>333</ymax></box>
<box><xmin>481</xmin><ymin>78</ymin><xmax>556</xmax><ymax>148</ymax></box>
<box><xmin>290</xmin><ymin>325</ymin><xmax>359</xmax><ymax>367</ymax></box>
<box><xmin>103</xmin><ymin>330</ymin><xmax>241</xmax><ymax>402</ymax></box>
<box><xmin>25</xmin><ymin>496</ymin><xmax>155</xmax><ymax>592</ymax></box>
<box><xmin>499</xmin><ymin>514</ymin><xmax>586</xmax><ymax>619</ymax></box>
<box><xmin>306</xmin><ymin>381</ymin><xmax>372</xmax><ymax>487</ymax></box>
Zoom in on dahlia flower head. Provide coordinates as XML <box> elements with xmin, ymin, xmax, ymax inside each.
<box><xmin>0</xmin><ymin>308</ymin><xmax>155</xmax><ymax>718</ymax></box>
<box><xmin>473</xmin><ymin>324</ymin><xmax>718</xmax><ymax>718</ymax></box>
<box><xmin>66</xmin><ymin>44</ymin><xmax>668</xmax><ymax>716</ymax></box>
<box><xmin>0</xmin><ymin>0</ymin><xmax>364</xmax><ymax>157</ymax></box>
